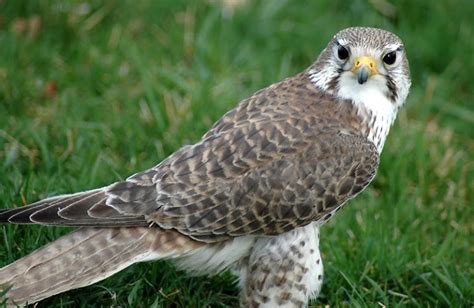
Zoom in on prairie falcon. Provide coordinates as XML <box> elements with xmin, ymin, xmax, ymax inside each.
<box><xmin>0</xmin><ymin>27</ymin><xmax>410</xmax><ymax>306</ymax></box>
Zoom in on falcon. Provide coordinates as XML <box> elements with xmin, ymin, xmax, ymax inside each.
<box><xmin>0</xmin><ymin>27</ymin><xmax>410</xmax><ymax>307</ymax></box>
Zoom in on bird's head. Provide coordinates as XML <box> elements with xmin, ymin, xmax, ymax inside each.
<box><xmin>308</xmin><ymin>27</ymin><xmax>411</xmax><ymax>110</ymax></box>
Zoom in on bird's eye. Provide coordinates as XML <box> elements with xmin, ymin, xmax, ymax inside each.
<box><xmin>383</xmin><ymin>51</ymin><xmax>397</xmax><ymax>65</ymax></box>
<box><xmin>337</xmin><ymin>45</ymin><xmax>349</xmax><ymax>60</ymax></box>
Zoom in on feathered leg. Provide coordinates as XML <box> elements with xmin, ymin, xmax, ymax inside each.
<box><xmin>240</xmin><ymin>223</ymin><xmax>323</xmax><ymax>307</ymax></box>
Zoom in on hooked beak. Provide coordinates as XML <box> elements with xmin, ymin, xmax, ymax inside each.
<box><xmin>351</xmin><ymin>56</ymin><xmax>379</xmax><ymax>84</ymax></box>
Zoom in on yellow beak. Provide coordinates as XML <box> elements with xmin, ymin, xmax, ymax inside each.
<box><xmin>352</xmin><ymin>56</ymin><xmax>379</xmax><ymax>84</ymax></box>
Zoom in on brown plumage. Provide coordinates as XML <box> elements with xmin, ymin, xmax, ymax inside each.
<box><xmin>0</xmin><ymin>27</ymin><xmax>410</xmax><ymax>306</ymax></box>
<box><xmin>0</xmin><ymin>228</ymin><xmax>202</xmax><ymax>304</ymax></box>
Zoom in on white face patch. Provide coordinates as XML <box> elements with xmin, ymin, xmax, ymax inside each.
<box><xmin>337</xmin><ymin>71</ymin><xmax>397</xmax><ymax>152</ymax></box>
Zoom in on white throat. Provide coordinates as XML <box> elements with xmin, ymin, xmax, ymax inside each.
<box><xmin>308</xmin><ymin>69</ymin><xmax>397</xmax><ymax>153</ymax></box>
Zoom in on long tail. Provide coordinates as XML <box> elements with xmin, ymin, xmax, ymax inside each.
<box><xmin>0</xmin><ymin>227</ymin><xmax>202</xmax><ymax>305</ymax></box>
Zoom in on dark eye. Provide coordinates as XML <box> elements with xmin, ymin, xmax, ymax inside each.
<box><xmin>337</xmin><ymin>45</ymin><xmax>349</xmax><ymax>60</ymax></box>
<box><xmin>383</xmin><ymin>51</ymin><xmax>397</xmax><ymax>65</ymax></box>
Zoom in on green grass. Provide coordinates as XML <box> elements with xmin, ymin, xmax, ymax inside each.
<box><xmin>0</xmin><ymin>0</ymin><xmax>472</xmax><ymax>306</ymax></box>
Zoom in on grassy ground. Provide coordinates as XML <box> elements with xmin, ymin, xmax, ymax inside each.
<box><xmin>0</xmin><ymin>0</ymin><xmax>472</xmax><ymax>307</ymax></box>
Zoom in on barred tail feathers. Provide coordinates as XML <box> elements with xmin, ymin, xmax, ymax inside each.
<box><xmin>0</xmin><ymin>227</ymin><xmax>201</xmax><ymax>305</ymax></box>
